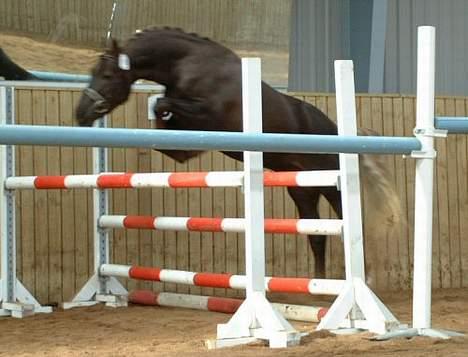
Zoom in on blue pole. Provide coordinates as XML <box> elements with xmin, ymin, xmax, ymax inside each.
<box><xmin>0</xmin><ymin>125</ymin><xmax>421</xmax><ymax>155</ymax></box>
<box><xmin>29</xmin><ymin>71</ymin><xmax>91</xmax><ymax>83</ymax></box>
<box><xmin>435</xmin><ymin>116</ymin><xmax>468</xmax><ymax>134</ymax></box>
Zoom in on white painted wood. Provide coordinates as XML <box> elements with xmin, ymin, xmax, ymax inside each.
<box><xmin>154</xmin><ymin>217</ymin><xmax>189</xmax><ymax>230</ymax></box>
<box><xmin>100</xmin><ymin>264</ymin><xmax>131</xmax><ymax>278</ymax></box>
<box><xmin>4</xmin><ymin>176</ymin><xmax>36</xmax><ymax>189</ymax></box>
<box><xmin>99</xmin><ymin>215</ymin><xmax>126</xmax><ymax>228</ymax></box>
<box><xmin>335</xmin><ymin>60</ymin><xmax>365</xmax><ymax>281</ymax></box>
<box><xmin>295</xmin><ymin>170</ymin><xmax>340</xmax><ymax>187</ymax></box>
<box><xmin>413</xmin><ymin>25</ymin><xmax>436</xmax><ymax>330</ymax></box>
<box><xmin>159</xmin><ymin>270</ymin><xmax>196</xmax><ymax>285</ymax></box>
<box><xmin>130</xmin><ymin>173</ymin><xmax>171</xmax><ymax>187</ymax></box>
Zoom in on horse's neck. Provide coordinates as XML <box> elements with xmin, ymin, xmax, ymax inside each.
<box><xmin>127</xmin><ymin>39</ymin><xmax>190</xmax><ymax>86</ymax></box>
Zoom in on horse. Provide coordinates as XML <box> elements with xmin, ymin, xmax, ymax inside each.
<box><xmin>0</xmin><ymin>47</ymin><xmax>38</xmax><ymax>80</ymax></box>
<box><xmin>75</xmin><ymin>27</ymin><xmax>401</xmax><ymax>280</ymax></box>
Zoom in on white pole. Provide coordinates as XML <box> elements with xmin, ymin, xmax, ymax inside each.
<box><xmin>242</xmin><ymin>58</ymin><xmax>265</xmax><ymax>296</ymax></box>
<box><xmin>413</xmin><ymin>26</ymin><xmax>436</xmax><ymax>330</ymax></box>
<box><xmin>334</xmin><ymin>60</ymin><xmax>365</xmax><ymax>281</ymax></box>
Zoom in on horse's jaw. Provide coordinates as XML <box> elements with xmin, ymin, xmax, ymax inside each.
<box><xmin>75</xmin><ymin>97</ymin><xmax>108</xmax><ymax>126</ymax></box>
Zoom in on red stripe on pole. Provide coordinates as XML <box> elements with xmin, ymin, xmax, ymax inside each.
<box><xmin>265</xmin><ymin>219</ymin><xmax>299</xmax><ymax>234</ymax></box>
<box><xmin>34</xmin><ymin>176</ymin><xmax>66</xmax><ymax>189</ymax></box>
<box><xmin>97</xmin><ymin>173</ymin><xmax>133</xmax><ymax>188</ymax></box>
<box><xmin>128</xmin><ymin>290</ymin><xmax>158</xmax><ymax>305</ymax></box>
<box><xmin>193</xmin><ymin>272</ymin><xmax>232</xmax><ymax>288</ymax></box>
<box><xmin>129</xmin><ymin>266</ymin><xmax>161</xmax><ymax>281</ymax></box>
<box><xmin>168</xmin><ymin>172</ymin><xmax>208</xmax><ymax>187</ymax></box>
<box><xmin>207</xmin><ymin>296</ymin><xmax>243</xmax><ymax>314</ymax></box>
<box><xmin>123</xmin><ymin>216</ymin><xmax>155</xmax><ymax>229</ymax></box>
<box><xmin>267</xmin><ymin>277</ymin><xmax>310</xmax><ymax>293</ymax></box>
<box><xmin>317</xmin><ymin>307</ymin><xmax>329</xmax><ymax>321</ymax></box>
<box><xmin>187</xmin><ymin>218</ymin><xmax>223</xmax><ymax>232</ymax></box>
<box><xmin>263</xmin><ymin>172</ymin><xmax>297</xmax><ymax>187</ymax></box>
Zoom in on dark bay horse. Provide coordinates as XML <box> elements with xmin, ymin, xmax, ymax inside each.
<box><xmin>0</xmin><ymin>48</ymin><xmax>38</xmax><ymax>80</ymax></box>
<box><xmin>75</xmin><ymin>27</ymin><xmax>400</xmax><ymax>279</ymax></box>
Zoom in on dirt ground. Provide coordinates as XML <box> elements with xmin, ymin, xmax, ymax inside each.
<box><xmin>0</xmin><ymin>289</ymin><xmax>466</xmax><ymax>357</ymax></box>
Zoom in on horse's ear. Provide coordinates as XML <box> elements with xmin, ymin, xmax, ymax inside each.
<box><xmin>107</xmin><ymin>37</ymin><xmax>120</xmax><ymax>56</ymax></box>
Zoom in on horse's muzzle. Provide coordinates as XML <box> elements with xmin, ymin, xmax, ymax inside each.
<box><xmin>75</xmin><ymin>88</ymin><xmax>110</xmax><ymax>126</ymax></box>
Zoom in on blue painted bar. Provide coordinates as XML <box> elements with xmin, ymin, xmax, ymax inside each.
<box><xmin>0</xmin><ymin>125</ymin><xmax>421</xmax><ymax>155</ymax></box>
<box><xmin>435</xmin><ymin>116</ymin><xmax>468</xmax><ymax>134</ymax></box>
<box><xmin>29</xmin><ymin>71</ymin><xmax>91</xmax><ymax>82</ymax></box>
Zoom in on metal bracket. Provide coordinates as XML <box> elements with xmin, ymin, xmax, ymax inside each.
<box><xmin>413</xmin><ymin>127</ymin><xmax>447</xmax><ymax>138</ymax></box>
<box><xmin>405</xmin><ymin>126</ymin><xmax>443</xmax><ymax>159</ymax></box>
<box><xmin>410</xmin><ymin>149</ymin><xmax>437</xmax><ymax>159</ymax></box>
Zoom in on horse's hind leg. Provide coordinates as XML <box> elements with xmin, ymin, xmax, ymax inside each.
<box><xmin>287</xmin><ymin>187</ymin><xmax>327</xmax><ymax>278</ymax></box>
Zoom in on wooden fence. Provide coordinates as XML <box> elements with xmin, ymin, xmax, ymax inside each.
<box><xmin>7</xmin><ymin>86</ymin><xmax>468</xmax><ymax>305</ymax></box>
<box><xmin>0</xmin><ymin>0</ymin><xmax>291</xmax><ymax>49</ymax></box>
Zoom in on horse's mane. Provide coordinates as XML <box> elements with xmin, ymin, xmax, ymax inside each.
<box><xmin>126</xmin><ymin>26</ymin><xmax>213</xmax><ymax>46</ymax></box>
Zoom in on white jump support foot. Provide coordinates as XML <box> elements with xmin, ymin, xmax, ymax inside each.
<box><xmin>0</xmin><ymin>86</ymin><xmax>52</xmax><ymax>318</ymax></box>
<box><xmin>63</xmin><ymin>117</ymin><xmax>128</xmax><ymax>310</ymax></box>
<box><xmin>210</xmin><ymin>59</ymin><xmax>301</xmax><ymax>349</ymax></box>
<box><xmin>317</xmin><ymin>60</ymin><xmax>400</xmax><ymax>335</ymax></box>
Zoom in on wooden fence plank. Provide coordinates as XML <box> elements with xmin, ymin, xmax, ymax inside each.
<box><xmin>382</xmin><ymin>96</ymin><xmax>399</xmax><ymax>291</ymax></box>
<box><xmin>392</xmin><ymin>97</ymin><xmax>411</xmax><ymax>289</ymax></box>
<box><xmin>455</xmin><ymin>98</ymin><xmax>467</xmax><ymax>288</ymax></box>
<box><xmin>16</xmin><ymin>90</ymin><xmax>35</xmax><ymax>296</ymax></box>
<box><xmin>136</xmin><ymin>94</ymin><xmax>153</xmax><ymax>291</ymax></box>
<box><xmin>71</xmin><ymin>91</ymin><xmax>90</xmax><ymax>295</ymax></box>
<box><xmin>108</xmin><ymin>104</ymin><xmax>127</xmax><ymax>291</ymax></box>
<box><xmin>58</xmin><ymin>90</ymin><xmax>76</xmax><ymax>301</ymax></box>
<box><xmin>212</xmin><ymin>152</ymin><xmax>226</xmax><ymax>296</ymax></box>
<box><xmin>45</xmin><ymin>90</ymin><xmax>62</xmax><ymax>303</ymax></box>
<box><xmin>435</xmin><ymin>98</ymin><xmax>451</xmax><ymax>289</ymax></box>
<box><xmin>188</xmin><ymin>155</ymin><xmax>202</xmax><ymax>296</ymax></box>
<box><xmin>124</xmin><ymin>94</ymin><xmax>139</xmax><ymax>292</ymax></box>
<box><xmin>162</xmin><ymin>154</ymin><xmax>177</xmax><ymax>293</ymax></box>
<box><xmin>444</xmin><ymin>99</ymin><xmax>461</xmax><ymax>288</ymax></box>
<box><xmin>224</xmin><ymin>156</ymin><xmax>239</xmax><ymax>297</ymax></box>
<box><xmin>31</xmin><ymin>90</ymin><xmax>49</xmax><ymax>302</ymax></box>
<box><xmin>200</xmin><ymin>152</ymin><xmax>214</xmax><ymax>296</ymax></box>
<box><xmin>403</xmin><ymin>97</ymin><xmax>416</xmax><ymax>287</ymax></box>
<box><xmin>175</xmin><ymin>158</ymin><xmax>189</xmax><ymax>295</ymax></box>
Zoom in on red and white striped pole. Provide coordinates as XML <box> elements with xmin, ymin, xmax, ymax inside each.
<box><xmin>129</xmin><ymin>290</ymin><xmax>329</xmax><ymax>323</ymax></box>
<box><xmin>99</xmin><ymin>215</ymin><xmax>343</xmax><ymax>235</ymax></box>
<box><xmin>4</xmin><ymin>170</ymin><xmax>339</xmax><ymax>189</ymax></box>
<box><xmin>99</xmin><ymin>264</ymin><xmax>345</xmax><ymax>295</ymax></box>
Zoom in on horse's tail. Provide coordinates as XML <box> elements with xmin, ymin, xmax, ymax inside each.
<box><xmin>357</xmin><ymin>128</ymin><xmax>406</xmax><ymax>287</ymax></box>
<box><xmin>0</xmin><ymin>47</ymin><xmax>37</xmax><ymax>81</ymax></box>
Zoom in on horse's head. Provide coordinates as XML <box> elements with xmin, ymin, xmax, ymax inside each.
<box><xmin>75</xmin><ymin>39</ymin><xmax>133</xmax><ymax>126</ymax></box>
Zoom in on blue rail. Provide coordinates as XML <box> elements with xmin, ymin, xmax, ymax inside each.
<box><xmin>0</xmin><ymin>125</ymin><xmax>421</xmax><ymax>155</ymax></box>
<box><xmin>29</xmin><ymin>71</ymin><xmax>91</xmax><ymax>82</ymax></box>
<box><xmin>435</xmin><ymin>116</ymin><xmax>468</xmax><ymax>134</ymax></box>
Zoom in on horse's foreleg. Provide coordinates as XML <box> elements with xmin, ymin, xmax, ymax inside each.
<box><xmin>319</xmin><ymin>187</ymin><xmax>342</xmax><ymax>217</ymax></box>
<box><xmin>155</xmin><ymin>97</ymin><xmax>209</xmax><ymax>121</ymax></box>
<box><xmin>287</xmin><ymin>187</ymin><xmax>326</xmax><ymax>278</ymax></box>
